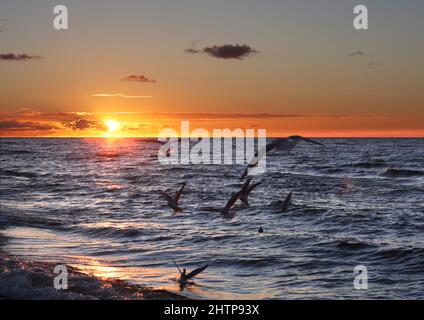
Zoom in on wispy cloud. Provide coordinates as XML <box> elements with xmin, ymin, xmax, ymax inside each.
<box><xmin>16</xmin><ymin>108</ymin><xmax>40</xmax><ymax>115</ymax></box>
<box><xmin>186</xmin><ymin>44</ymin><xmax>258</xmax><ymax>60</ymax></box>
<box><xmin>92</xmin><ymin>93</ymin><xmax>152</xmax><ymax>99</ymax></box>
<box><xmin>185</xmin><ymin>48</ymin><xmax>200</xmax><ymax>54</ymax></box>
<box><xmin>0</xmin><ymin>53</ymin><xmax>42</xmax><ymax>61</ymax></box>
<box><xmin>349</xmin><ymin>51</ymin><xmax>364</xmax><ymax>57</ymax></box>
<box><xmin>89</xmin><ymin>112</ymin><xmax>340</xmax><ymax>119</ymax></box>
<box><xmin>369</xmin><ymin>61</ymin><xmax>384</xmax><ymax>67</ymax></box>
<box><xmin>121</xmin><ymin>74</ymin><xmax>156</xmax><ymax>83</ymax></box>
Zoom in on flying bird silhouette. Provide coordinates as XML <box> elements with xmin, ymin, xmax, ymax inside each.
<box><xmin>239</xmin><ymin>177</ymin><xmax>261</xmax><ymax>207</ymax></box>
<box><xmin>161</xmin><ymin>182</ymin><xmax>186</xmax><ymax>215</ymax></box>
<box><xmin>198</xmin><ymin>191</ymin><xmax>242</xmax><ymax>220</ymax></box>
<box><xmin>220</xmin><ymin>191</ymin><xmax>242</xmax><ymax>219</ymax></box>
<box><xmin>173</xmin><ymin>259</ymin><xmax>208</xmax><ymax>289</ymax></box>
<box><xmin>240</xmin><ymin>135</ymin><xmax>325</xmax><ymax>180</ymax></box>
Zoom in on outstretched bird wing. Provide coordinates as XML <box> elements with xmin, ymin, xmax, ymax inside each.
<box><xmin>240</xmin><ymin>145</ymin><xmax>268</xmax><ymax>180</ymax></box>
<box><xmin>281</xmin><ymin>191</ymin><xmax>293</xmax><ymax>212</ymax></box>
<box><xmin>275</xmin><ymin>139</ymin><xmax>298</xmax><ymax>151</ymax></box>
<box><xmin>173</xmin><ymin>258</ymin><xmax>183</xmax><ymax>275</ymax></box>
<box><xmin>239</xmin><ymin>167</ymin><xmax>249</xmax><ymax>181</ymax></box>
<box><xmin>174</xmin><ymin>182</ymin><xmax>186</xmax><ymax>203</ymax></box>
<box><xmin>222</xmin><ymin>192</ymin><xmax>241</xmax><ymax>213</ymax></box>
<box><xmin>185</xmin><ymin>265</ymin><xmax>208</xmax><ymax>280</ymax></box>
<box><xmin>241</xmin><ymin>177</ymin><xmax>252</xmax><ymax>193</ymax></box>
<box><xmin>265</xmin><ymin>139</ymin><xmax>282</xmax><ymax>153</ymax></box>
<box><xmin>162</xmin><ymin>192</ymin><xmax>174</xmax><ymax>203</ymax></box>
<box><xmin>301</xmin><ymin>137</ymin><xmax>325</xmax><ymax>146</ymax></box>
<box><xmin>247</xmin><ymin>182</ymin><xmax>261</xmax><ymax>194</ymax></box>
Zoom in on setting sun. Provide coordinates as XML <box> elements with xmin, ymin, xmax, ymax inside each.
<box><xmin>105</xmin><ymin>120</ymin><xmax>120</xmax><ymax>133</ymax></box>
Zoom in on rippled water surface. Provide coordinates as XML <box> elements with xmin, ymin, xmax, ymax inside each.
<box><xmin>1</xmin><ymin>138</ymin><xmax>424</xmax><ymax>299</ymax></box>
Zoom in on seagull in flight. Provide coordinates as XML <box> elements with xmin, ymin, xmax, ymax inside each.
<box><xmin>161</xmin><ymin>182</ymin><xmax>186</xmax><ymax>215</ymax></box>
<box><xmin>241</xmin><ymin>135</ymin><xmax>325</xmax><ymax>180</ymax></box>
<box><xmin>173</xmin><ymin>259</ymin><xmax>208</xmax><ymax>289</ymax></box>
<box><xmin>199</xmin><ymin>191</ymin><xmax>242</xmax><ymax>220</ymax></box>
<box><xmin>239</xmin><ymin>177</ymin><xmax>261</xmax><ymax>207</ymax></box>
<box><xmin>220</xmin><ymin>191</ymin><xmax>242</xmax><ymax>219</ymax></box>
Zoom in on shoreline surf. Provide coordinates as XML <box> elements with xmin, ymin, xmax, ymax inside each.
<box><xmin>0</xmin><ymin>251</ymin><xmax>187</xmax><ymax>300</ymax></box>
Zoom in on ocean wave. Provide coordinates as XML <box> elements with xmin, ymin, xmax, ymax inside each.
<box><xmin>0</xmin><ymin>149</ymin><xmax>34</xmax><ymax>155</ymax></box>
<box><xmin>227</xmin><ymin>256</ymin><xmax>282</xmax><ymax>268</ymax></box>
<box><xmin>377</xmin><ymin>246</ymin><xmax>424</xmax><ymax>259</ymax></box>
<box><xmin>95</xmin><ymin>152</ymin><xmax>123</xmax><ymax>159</ymax></box>
<box><xmin>2</xmin><ymin>138</ymin><xmax>424</xmax><ymax>299</ymax></box>
<box><xmin>336</xmin><ymin>240</ymin><xmax>373</xmax><ymax>250</ymax></box>
<box><xmin>0</xmin><ymin>252</ymin><xmax>185</xmax><ymax>300</ymax></box>
<box><xmin>2</xmin><ymin>213</ymin><xmax>64</xmax><ymax>230</ymax></box>
<box><xmin>323</xmin><ymin>168</ymin><xmax>345</xmax><ymax>174</ymax></box>
<box><xmin>65</xmin><ymin>225</ymin><xmax>143</xmax><ymax>239</ymax></box>
<box><xmin>384</xmin><ymin>168</ymin><xmax>424</xmax><ymax>178</ymax></box>
<box><xmin>351</xmin><ymin>161</ymin><xmax>386</xmax><ymax>168</ymax></box>
<box><xmin>0</xmin><ymin>169</ymin><xmax>37</xmax><ymax>179</ymax></box>
<box><xmin>0</xmin><ymin>215</ymin><xmax>9</xmax><ymax>229</ymax></box>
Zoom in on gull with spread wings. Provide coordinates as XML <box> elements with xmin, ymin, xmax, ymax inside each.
<box><xmin>220</xmin><ymin>191</ymin><xmax>242</xmax><ymax>219</ymax></box>
<box><xmin>199</xmin><ymin>191</ymin><xmax>242</xmax><ymax>220</ymax></box>
<box><xmin>240</xmin><ymin>135</ymin><xmax>325</xmax><ymax>180</ymax></box>
<box><xmin>161</xmin><ymin>182</ymin><xmax>186</xmax><ymax>215</ymax></box>
<box><xmin>173</xmin><ymin>259</ymin><xmax>208</xmax><ymax>289</ymax></box>
<box><xmin>239</xmin><ymin>177</ymin><xmax>261</xmax><ymax>207</ymax></box>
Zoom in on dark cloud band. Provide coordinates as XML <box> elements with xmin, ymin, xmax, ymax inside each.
<box><xmin>63</xmin><ymin>119</ymin><xmax>107</xmax><ymax>131</ymax></box>
<box><xmin>186</xmin><ymin>44</ymin><xmax>258</xmax><ymax>60</ymax></box>
<box><xmin>0</xmin><ymin>53</ymin><xmax>42</xmax><ymax>61</ymax></box>
<box><xmin>121</xmin><ymin>74</ymin><xmax>156</xmax><ymax>83</ymax></box>
<box><xmin>0</xmin><ymin>120</ymin><xmax>56</xmax><ymax>131</ymax></box>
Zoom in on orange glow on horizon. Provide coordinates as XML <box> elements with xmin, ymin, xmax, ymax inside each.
<box><xmin>0</xmin><ymin>111</ymin><xmax>423</xmax><ymax>138</ymax></box>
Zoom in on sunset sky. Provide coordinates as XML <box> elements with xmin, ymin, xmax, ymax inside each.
<box><xmin>1</xmin><ymin>0</ymin><xmax>423</xmax><ymax>137</ymax></box>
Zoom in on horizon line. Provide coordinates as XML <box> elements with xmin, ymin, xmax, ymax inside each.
<box><xmin>1</xmin><ymin>135</ymin><xmax>423</xmax><ymax>139</ymax></box>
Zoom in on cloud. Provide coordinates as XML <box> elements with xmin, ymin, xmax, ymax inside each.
<box><xmin>185</xmin><ymin>48</ymin><xmax>201</xmax><ymax>54</ymax></box>
<box><xmin>63</xmin><ymin>119</ymin><xmax>107</xmax><ymax>131</ymax></box>
<box><xmin>0</xmin><ymin>53</ymin><xmax>42</xmax><ymax>61</ymax></box>
<box><xmin>187</xmin><ymin>44</ymin><xmax>258</xmax><ymax>60</ymax></box>
<box><xmin>122</xmin><ymin>74</ymin><xmax>156</xmax><ymax>83</ymax></box>
<box><xmin>185</xmin><ymin>40</ymin><xmax>202</xmax><ymax>54</ymax></box>
<box><xmin>92</xmin><ymin>93</ymin><xmax>152</xmax><ymax>99</ymax></box>
<box><xmin>16</xmin><ymin>108</ymin><xmax>40</xmax><ymax>115</ymax></box>
<box><xmin>0</xmin><ymin>120</ymin><xmax>57</xmax><ymax>131</ymax></box>
<box><xmin>350</xmin><ymin>51</ymin><xmax>364</xmax><ymax>57</ymax></box>
<box><xmin>369</xmin><ymin>61</ymin><xmax>384</xmax><ymax>67</ymax></box>
<box><xmin>115</xmin><ymin>112</ymin><xmax>310</xmax><ymax>120</ymax></box>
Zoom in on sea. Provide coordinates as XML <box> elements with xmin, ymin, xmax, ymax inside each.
<box><xmin>0</xmin><ymin>138</ymin><xmax>423</xmax><ymax>299</ymax></box>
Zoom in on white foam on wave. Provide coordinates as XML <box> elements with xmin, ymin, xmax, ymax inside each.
<box><xmin>0</xmin><ymin>252</ymin><xmax>184</xmax><ymax>300</ymax></box>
